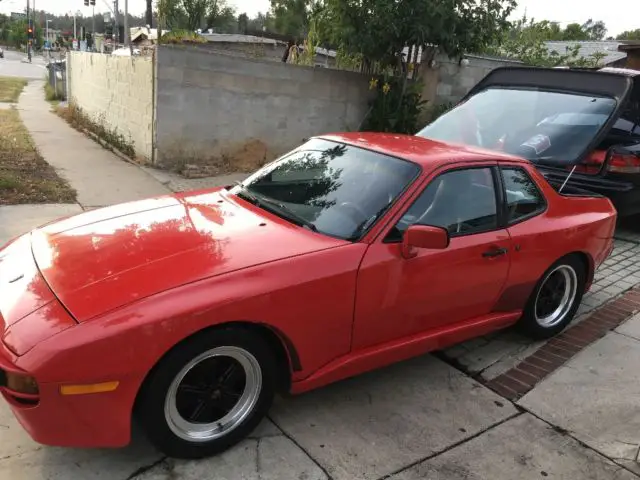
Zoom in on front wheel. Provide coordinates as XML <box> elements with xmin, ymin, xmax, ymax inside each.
<box><xmin>135</xmin><ymin>328</ymin><xmax>277</xmax><ymax>459</ymax></box>
<box><xmin>517</xmin><ymin>255</ymin><xmax>586</xmax><ymax>340</ymax></box>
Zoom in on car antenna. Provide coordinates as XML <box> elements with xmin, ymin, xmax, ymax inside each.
<box><xmin>559</xmin><ymin>165</ymin><xmax>577</xmax><ymax>193</ymax></box>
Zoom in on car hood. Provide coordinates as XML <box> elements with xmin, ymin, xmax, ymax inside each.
<box><xmin>30</xmin><ymin>188</ymin><xmax>347</xmax><ymax>322</ymax></box>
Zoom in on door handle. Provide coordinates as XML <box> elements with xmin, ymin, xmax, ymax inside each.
<box><xmin>482</xmin><ymin>247</ymin><xmax>508</xmax><ymax>258</ymax></box>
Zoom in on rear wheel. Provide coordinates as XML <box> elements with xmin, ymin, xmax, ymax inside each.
<box><xmin>517</xmin><ymin>255</ymin><xmax>586</xmax><ymax>339</ymax></box>
<box><xmin>136</xmin><ymin>328</ymin><xmax>277</xmax><ymax>459</ymax></box>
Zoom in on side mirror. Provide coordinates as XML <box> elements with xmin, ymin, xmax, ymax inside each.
<box><xmin>401</xmin><ymin>225</ymin><xmax>450</xmax><ymax>259</ymax></box>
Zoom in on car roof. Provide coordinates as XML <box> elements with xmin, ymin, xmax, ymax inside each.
<box><xmin>316</xmin><ymin>132</ymin><xmax>527</xmax><ymax>168</ymax></box>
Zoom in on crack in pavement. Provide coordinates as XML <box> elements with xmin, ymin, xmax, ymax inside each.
<box><xmin>521</xmin><ymin>408</ymin><xmax>640</xmax><ymax>478</ymax></box>
<box><xmin>378</xmin><ymin>412</ymin><xmax>523</xmax><ymax>480</ymax></box>
<box><xmin>125</xmin><ymin>456</ymin><xmax>167</xmax><ymax>480</ymax></box>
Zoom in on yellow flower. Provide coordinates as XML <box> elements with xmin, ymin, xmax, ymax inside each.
<box><xmin>382</xmin><ymin>82</ymin><xmax>391</xmax><ymax>95</ymax></box>
<box><xmin>369</xmin><ymin>77</ymin><xmax>379</xmax><ymax>90</ymax></box>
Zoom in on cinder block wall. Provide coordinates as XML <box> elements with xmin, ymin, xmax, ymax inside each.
<box><xmin>67</xmin><ymin>52</ymin><xmax>154</xmax><ymax>160</ymax></box>
<box><xmin>154</xmin><ymin>45</ymin><xmax>372</xmax><ymax>169</ymax></box>
<box><xmin>435</xmin><ymin>55</ymin><xmax>523</xmax><ymax>105</ymax></box>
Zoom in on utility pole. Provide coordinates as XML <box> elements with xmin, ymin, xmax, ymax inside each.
<box><xmin>123</xmin><ymin>0</ymin><xmax>129</xmax><ymax>47</ymax></box>
<box><xmin>113</xmin><ymin>0</ymin><xmax>119</xmax><ymax>45</ymax></box>
<box><xmin>92</xmin><ymin>4</ymin><xmax>96</xmax><ymax>51</ymax></box>
<box><xmin>26</xmin><ymin>0</ymin><xmax>31</xmax><ymax>60</ymax></box>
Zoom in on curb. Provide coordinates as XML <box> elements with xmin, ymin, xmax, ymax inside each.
<box><xmin>485</xmin><ymin>287</ymin><xmax>640</xmax><ymax>400</ymax></box>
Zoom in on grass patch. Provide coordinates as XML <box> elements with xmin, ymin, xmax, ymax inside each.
<box><xmin>0</xmin><ymin>109</ymin><xmax>76</xmax><ymax>205</ymax></box>
<box><xmin>0</xmin><ymin>76</ymin><xmax>27</xmax><ymax>103</ymax></box>
<box><xmin>55</xmin><ymin>103</ymin><xmax>136</xmax><ymax>159</ymax></box>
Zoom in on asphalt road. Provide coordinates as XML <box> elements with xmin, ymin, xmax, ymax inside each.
<box><xmin>0</xmin><ymin>48</ymin><xmax>47</xmax><ymax>80</ymax></box>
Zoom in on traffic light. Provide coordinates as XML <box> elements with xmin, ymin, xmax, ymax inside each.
<box><xmin>27</xmin><ymin>26</ymin><xmax>33</xmax><ymax>39</ymax></box>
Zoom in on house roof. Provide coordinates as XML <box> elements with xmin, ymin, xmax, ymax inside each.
<box><xmin>130</xmin><ymin>27</ymin><xmax>169</xmax><ymax>42</ymax></box>
<box><xmin>544</xmin><ymin>41</ymin><xmax>627</xmax><ymax>65</ymax></box>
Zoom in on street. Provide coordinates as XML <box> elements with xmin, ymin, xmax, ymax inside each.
<box><xmin>0</xmin><ymin>49</ymin><xmax>47</xmax><ymax>80</ymax></box>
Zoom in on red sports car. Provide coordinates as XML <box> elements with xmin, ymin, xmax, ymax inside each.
<box><xmin>0</xmin><ymin>133</ymin><xmax>616</xmax><ymax>459</ymax></box>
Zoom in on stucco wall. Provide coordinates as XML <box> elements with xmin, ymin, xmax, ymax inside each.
<box><xmin>154</xmin><ymin>45</ymin><xmax>371</xmax><ymax>170</ymax></box>
<box><xmin>67</xmin><ymin>52</ymin><xmax>154</xmax><ymax>160</ymax></box>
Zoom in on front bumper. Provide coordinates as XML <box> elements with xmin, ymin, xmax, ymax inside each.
<box><xmin>0</xmin><ymin>342</ymin><xmax>140</xmax><ymax>448</ymax></box>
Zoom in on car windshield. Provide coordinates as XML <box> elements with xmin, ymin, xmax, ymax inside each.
<box><xmin>416</xmin><ymin>87</ymin><xmax>618</xmax><ymax>165</ymax></box>
<box><xmin>230</xmin><ymin>138</ymin><xmax>420</xmax><ymax>240</ymax></box>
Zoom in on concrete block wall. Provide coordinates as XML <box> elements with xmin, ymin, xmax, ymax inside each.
<box><xmin>67</xmin><ymin>52</ymin><xmax>154</xmax><ymax>160</ymax></box>
<box><xmin>433</xmin><ymin>54</ymin><xmax>523</xmax><ymax>105</ymax></box>
<box><xmin>154</xmin><ymin>45</ymin><xmax>372</xmax><ymax>170</ymax></box>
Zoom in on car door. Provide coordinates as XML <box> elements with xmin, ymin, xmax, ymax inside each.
<box><xmin>352</xmin><ymin>164</ymin><xmax>512</xmax><ymax>350</ymax></box>
<box><xmin>496</xmin><ymin>164</ymin><xmax>556</xmax><ymax>311</ymax></box>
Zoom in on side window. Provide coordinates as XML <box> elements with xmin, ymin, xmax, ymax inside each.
<box><xmin>392</xmin><ymin>167</ymin><xmax>498</xmax><ymax>239</ymax></box>
<box><xmin>501</xmin><ymin>167</ymin><xmax>546</xmax><ymax>223</ymax></box>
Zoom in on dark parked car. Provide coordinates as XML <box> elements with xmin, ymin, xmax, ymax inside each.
<box><xmin>417</xmin><ymin>66</ymin><xmax>640</xmax><ymax>217</ymax></box>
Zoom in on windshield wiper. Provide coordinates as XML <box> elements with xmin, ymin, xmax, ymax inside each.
<box><xmin>233</xmin><ymin>182</ymin><xmax>317</xmax><ymax>232</ymax></box>
<box><xmin>256</xmin><ymin>196</ymin><xmax>318</xmax><ymax>232</ymax></box>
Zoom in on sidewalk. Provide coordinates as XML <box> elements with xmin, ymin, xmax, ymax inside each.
<box><xmin>0</xmin><ymin>81</ymin><xmax>171</xmax><ymax>245</ymax></box>
<box><xmin>17</xmin><ymin>81</ymin><xmax>170</xmax><ymax>210</ymax></box>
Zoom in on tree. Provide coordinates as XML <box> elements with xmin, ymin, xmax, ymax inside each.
<box><xmin>310</xmin><ymin>0</ymin><xmax>516</xmax><ymax>134</ymax></box>
<box><xmin>237</xmin><ymin>13</ymin><xmax>248</xmax><ymax>33</ymax></box>
<box><xmin>247</xmin><ymin>12</ymin><xmax>274</xmax><ymax>32</ymax></box>
<box><xmin>617</xmin><ymin>29</ymin><xmax>640</xmax><ymax>41</ymax></box>
<box><xmin>582</xmin><ymin>19</ymin><xmax>607</xmax><ymax>40</ymax></box>
<box><xmin>182</xmin><ymin>0</ymin><xmax>208</xmax><ymax>30</ymax></box>
<box><xmin>315</xmin><ymin>0</ymin><xmax>516</xmax><ymax>69</ymax></box>
<box><xmin>205</xmin><ymin>0</ymin><xmax>236</xmax><ymax>31</ymax></box>
<box><xmin>157</xmin><ymin>0</ymin><xmax>187</xmax><ymax>29</ymax></box>
<box><xmin>486</xmin><ymin>16</ymin><xmax>607</xmax><ymax>67</ymax></box>
<box><xmin>270</xmin><ymin>0</ymin><xmax>311</xmax><ymax>38</ymax></box>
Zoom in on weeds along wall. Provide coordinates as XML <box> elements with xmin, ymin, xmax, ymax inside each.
<box><xmin>66</xmin><ymin>51</ymin><xmax>154</xmax><ymax>161</ymax></box>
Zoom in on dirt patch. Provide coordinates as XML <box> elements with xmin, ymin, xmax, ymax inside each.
<box><xmin>0</xmin><ymin>76</ymin><xmax>27</xmax><ymax>103</ymax></box>
<box><xmin>160</xmin><ymin>139</ymin><xmax>276</xmax><ymax>178</ymax></box>
<box><xmin>0</xmin><ymin>109</ymin><xmax>76</xmax><ymax>205</ymax></box>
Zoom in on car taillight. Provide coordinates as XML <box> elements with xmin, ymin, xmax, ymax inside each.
<box><xmin>607</xmin><ymin>154</ymin><xmax>640</xmax><ymax>174</ymax></box>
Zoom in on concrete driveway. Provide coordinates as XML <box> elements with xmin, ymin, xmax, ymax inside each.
<box><xmin>0</xmin><ymin>208</ymin><xmax>638</xmax><ymax>479</ymax></box>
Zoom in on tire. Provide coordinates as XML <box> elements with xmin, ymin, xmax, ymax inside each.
<box><xmin>517</xmin><ymin>255</ymin><xmax>586</xmax><ymax>340</ymax></box>
<box><xmin>135</xmin><ymin>327</ymin><xmax>277</xmax><ymax>459</ymax></box>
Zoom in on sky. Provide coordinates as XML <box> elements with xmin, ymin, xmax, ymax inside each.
<box><xmin>1</xmin><ymin>0</ymin><xmax>639</xmax><ymax>38</ymax></box>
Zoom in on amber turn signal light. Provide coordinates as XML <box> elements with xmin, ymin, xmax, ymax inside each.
<box><xmin>5</xmin><ymin>372</ymin><xmax>39</xmax><ymax>395</ymax></box>
<box><xmin>60</xmin><ymin>381</ymin><xmax>119</xmax><ymax>396</ymax></box>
